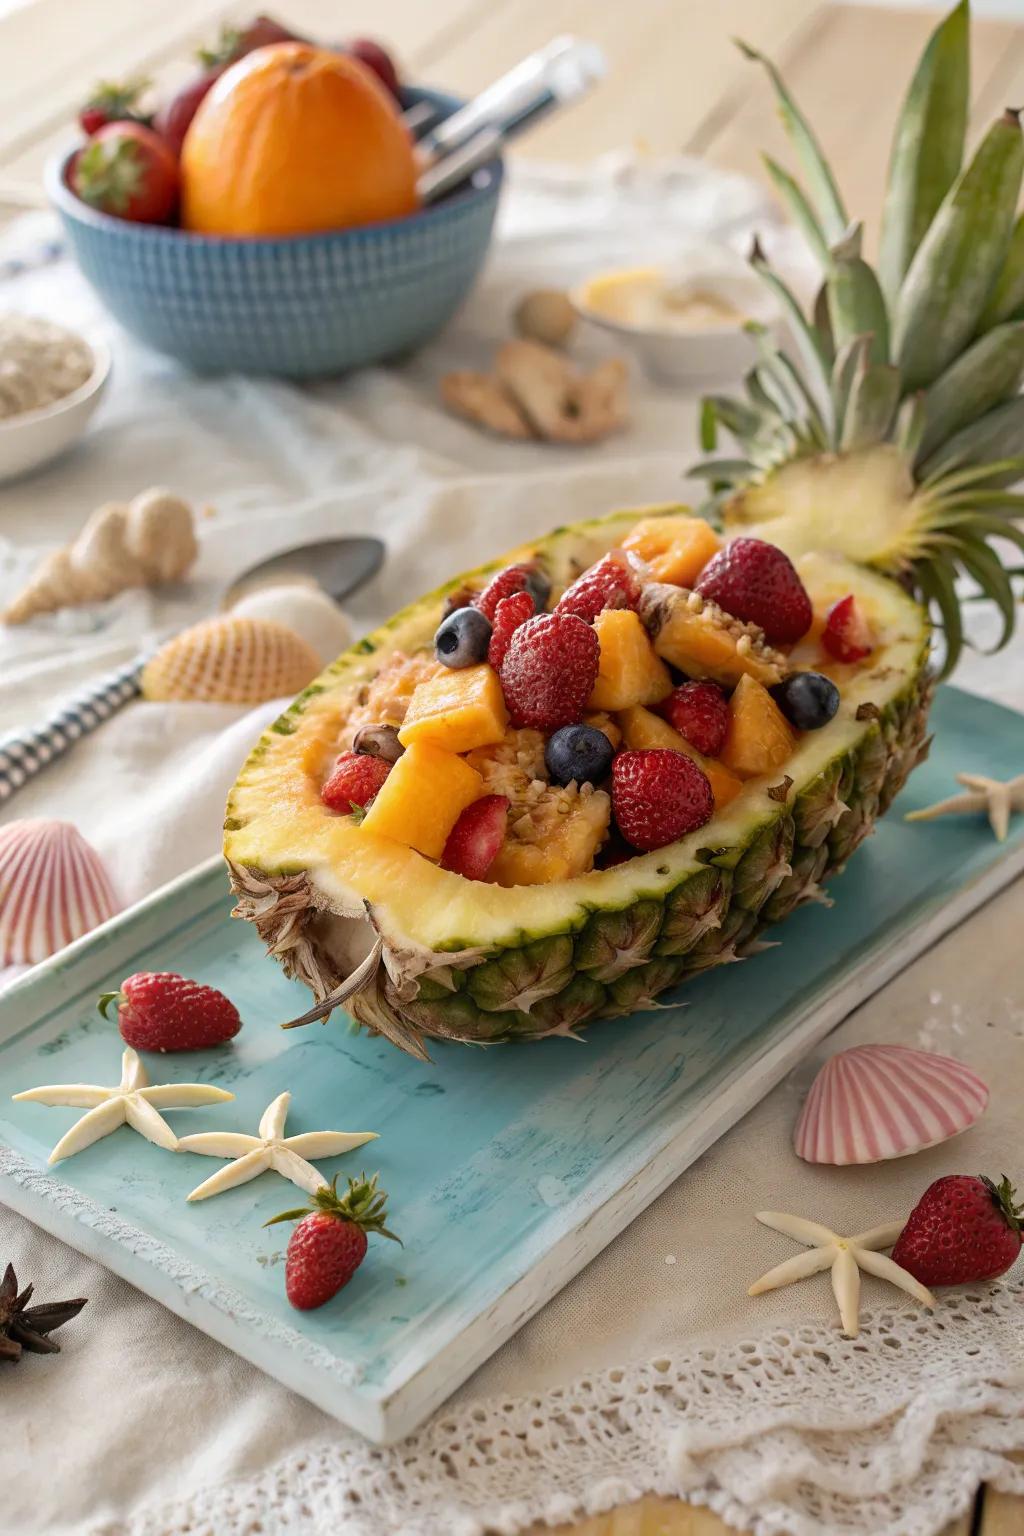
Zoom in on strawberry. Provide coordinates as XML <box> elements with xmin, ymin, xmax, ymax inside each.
<box><xmin>891</xmin><ymin>1175</ymin><xmax>1023</xmax><ymax>1287</ymax></box>
<box><xmin>487</xmin><ymin>591</ymin><xmax>534</xmax><ymax>670</ymax></box>
<box><xmin>657</xmin><ymin>681</ymin><xmax>729</xmax><ymax>757</ymax></box>
<box><xmin>555</xmin><ymin>555</ymin><xmax>641</xmax><ymax>623</ymax></box>
<box><xmin>499</xmin><ymin>612</ymin><xmax>600</xmax><ymax>731</ymax></box>
<box><xmin>78</xmin><ymin>78</ymin><xmax>150</xmax><ymax>137</ymax></box>
<box><xmin>694</xmin><ymin>537</ymin><xmax>812</xmax><ymax>645</ymax></box>
<box><xmin>612</xmin><ymin>749</ymin><xmax>714</xmax><ymax>851</ymax></box>
<box><xmin>345</xmin><ymin>38</ymin><xmax>402</xmax><ymax>99</ymax></box>
<box><xmin>822</xmin><ymin>593</ymin><xmax>874</xmax><ymax>663</ymax></box>
<box><xmin>70</xmin><ymin>122</ymin><xmax>179</xmax><ymax>224</ymax></box>
<box><xmin>474</xmin><ymin>564</ymin><xmax>545</xmax><ymax>623</ymax></box>
<box><xmin>98</xmin><ymin>972</ymin><xmax>241</xmax><ymax>1051</ymax></box>
<box><xmin>441</xmin><ymin>794</ymin><xmax>509</xmax><ymax>879</ymax></box>
<box><xmin>265</xmin><ymin>1172</ymin><xmax>399</xmax><ymax>1311</ymax></box>
<box><xmin>321</xmin><ymin>751</ymin><xmax>390</xmax><ymax>813</ymax></box>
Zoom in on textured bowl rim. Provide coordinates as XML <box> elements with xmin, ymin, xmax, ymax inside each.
<box><xmin>46</xmin><ymin>87</ymin><xmax>504</xmax><ymax>250</ymax></box>
<box><xmin>0</xmin><ymin>330</ymin><xmax>110</xmax><ymax>434</ymax></box>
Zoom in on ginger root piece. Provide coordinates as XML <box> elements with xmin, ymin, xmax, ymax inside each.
<box><xmin>440</xmin><ymin>340</ymin><xmax>628</xmax><ymax>446</ymax></box>
<box><xmin>496</xmin><ymin>339</ymin><xmax>628</xmax><ymax>444</ymax></box>
<box><xmin>2</xmin><ymin>487</ymin><xmax>199</xmax><ymax>625</ymax></box>
<box><xmin>440</xmin><ymin>371</ymin><xmax>533</xmax><ymax>440</ymax></box>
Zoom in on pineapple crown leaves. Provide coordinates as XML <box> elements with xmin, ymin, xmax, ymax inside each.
<box><xmin>264</xmin><ymin>1171</ymin><xmax>401</xmax><ymax>1243</ymax></box>
<box><xmin>980</xmin><ymin>1174</ymin><xmax>1023</xmax><ymax>1235</ymax></box>
<box><xmin>74</xmin><ymin>136</ymin><xmax>145</xmax><ymax>215</ymax></box>
<box><xmin>695</xmin><ymin>2</ymin><xmax>1024</xmax><ymax>678</ymax></box>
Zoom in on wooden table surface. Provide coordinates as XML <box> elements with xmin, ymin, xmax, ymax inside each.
<box><xmin>1</xmin><ymin>2</ymin><xmax>1022</xmax><ymax>1531</ymax></box>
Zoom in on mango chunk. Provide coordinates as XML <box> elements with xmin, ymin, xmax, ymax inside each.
<box><xmin>488</xmin><ymin>790</ymin><xmax>611</xmax><ymax>886</ymax></box>
<box><xmin>588</xmin><ymin>609</ymin><xmax>672</xmax><ymax>712</ymax></box>
<box><xmin>647</xmin><ymin>590</ymin><xmax>785</xmax><ymax>688</ymax></box>
<box><xmin>617</xmin><ymin>705</ymin><xmax>743</xmax><ymax>810</ymax></box>
<box><xmin>719</xmin><ymin>675</ymin><xmax>796</xmax><ymax>780</ymax></box>
<box><xmin>398</xmin><ymin>664</ymin><xmax>508</xmax><ymax>754</ymax></box>
<box><xmin>362</xmin><ymin>741</ymin><xmax>482</xmax><ymax>859</ymax></box>
<box><xmin>622</xmin><ymin>515</ymin><xmax>721</xmax><ymax>586</ymax></box>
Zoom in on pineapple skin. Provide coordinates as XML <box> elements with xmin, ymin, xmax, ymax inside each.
<box><xmin>225</xmin><ymin>509</ymin><xmax>933</xmax><ymax>1057</ymax></box>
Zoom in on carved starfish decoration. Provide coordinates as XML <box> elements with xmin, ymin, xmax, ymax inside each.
<box><xmin>748</xmin><ymin>1210</ymin><xmax>936</xmax><ymax>1338</ymax></box>
<box><xmin>905</xmin><ymin>771</ymin><xmax>1024</xmax><ymax>842</ymax></box>
<box><xmin>178</xmin><ymin>1091</ymin><xmax>377</xmax><ymax>1202</ymax></box>
<box><xmin>12</xmin><ymin>1047</ymin><xmax>234</xmax><ymax>1164</ymax></box>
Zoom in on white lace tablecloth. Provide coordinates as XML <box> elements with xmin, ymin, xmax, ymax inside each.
<box><xmin>1</xmin><ymin>159</ymin><xmax>1023</xmax><ymax>1536</ymax></box>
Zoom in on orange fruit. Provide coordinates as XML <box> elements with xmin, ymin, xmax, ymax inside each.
<box><xmin>181</xmin><ymin>43</ymin><xmax>420</xmax><ymax>237</ymax></box>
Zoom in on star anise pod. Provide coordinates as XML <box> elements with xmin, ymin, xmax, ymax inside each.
<box><xmin>0</xmin><ymin>1262</ymin><xmax>87</xmax><ymax>1363</ymax></box>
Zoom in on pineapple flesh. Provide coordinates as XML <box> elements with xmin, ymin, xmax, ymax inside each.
<box><xmin>225</xmin><ymin>510</ymin><xmax>931</xmax><ymax>1059</ymax></box>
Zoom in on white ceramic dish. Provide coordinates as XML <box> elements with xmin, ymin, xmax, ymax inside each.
<box><xmin>572</xmin><ymin>244</ymin><xmax>780</xmax><ymax>386</ymax></box>
<box><xmin>0</xmin><ymin>334</ymin><xmax>110</xmax><ymax>484</ymax></box>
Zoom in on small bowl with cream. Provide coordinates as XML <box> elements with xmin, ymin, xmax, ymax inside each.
<box><xmin>572</xmin><ymin>244</ymin><xmax>780</xmax><ymax>387</ymax></box>
<box><xmin>0</xmin><ymin>313</ymin><xmax>110</xmax><ymax>484</ymax></box>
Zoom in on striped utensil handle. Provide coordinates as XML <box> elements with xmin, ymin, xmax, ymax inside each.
<box><xmin>0</xmin><ymin>654</ymin><xmax>146</xmax><ymax>806</ymax></box>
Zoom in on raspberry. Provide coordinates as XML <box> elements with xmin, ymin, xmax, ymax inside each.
<box><xmin>499</xmin><ymin>612</ymin><xmax>600</xmax><ymax>731</ymax></box>
<box><xmin>487</xmin><ymin>591</ymin><xmax>534</xmax><ymax>670</ymax></box>
<box><xmin>657</xmin><ymin>681</ymin><xmax>729</xmax><ymax>757</ymax></box>
<box><xmin>822</xmin><ymin>593</ymin><xmax>874</xmax><ymax>663</ymax></box>
<box><xmin>441</xmin><ymin>795</ymin><xmax>509</xmax><ymax>880</ymax></box>
<box><xmin>694</xmin><ymin>537</ymin><xmax>812</xmax><ymax>645</ymax></box>
<box><xmin>475</xmin><ymin>564</ymin><xmax>538</xmax><ymax>623</ymax></box>
<box><xmin>555</xmin><ymin>555</ymin><xmax>641</xmax><ymax>623</ymax></box>
<box><xmin>611</xmin><ymin>749</ymin><xmax>714</xmax><ymax>851</ymax></box>
<box><xmin>321</xmin><ymin>751</ymin><xmax>391</xmax><ymax>812</ymax></box>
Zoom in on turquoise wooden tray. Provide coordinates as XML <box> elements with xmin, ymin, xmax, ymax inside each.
<box><xmin>2</xmin><ymin>685</ymin><xmax>1023</xmax><ymax>1443</ymax></box>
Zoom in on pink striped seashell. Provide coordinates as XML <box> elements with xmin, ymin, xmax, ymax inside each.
<box><xmin>794</xmin><ymin>1044</ymin><xmax>989</xmax><ymax>1165</ymax></box>
<box><xmin>0</xmin><ymin>819</ymin><xmax>120</xmax><ymax>964</ymax></box>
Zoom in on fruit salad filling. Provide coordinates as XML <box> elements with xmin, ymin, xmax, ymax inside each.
<box><xmin>319</xmin><ymin>516</ymin><xmax>879</xmax><ymax>884</ymax></box>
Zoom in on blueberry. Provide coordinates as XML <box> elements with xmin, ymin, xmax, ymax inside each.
<box><xmin>434</xmin><ymin>606</ymin><xmax>492</xmax><ymax>668</ymax></box>
<box><xmin>771</xmin><ymin>671</ymin><xmax>840</xmax><ymax>731</ymax></box>
<box><xmin>524</xmin><ymin>567</ymin><xmax>551</xmax><ymax>612</ymax></box>
<box><xmin>545</xmin><ymin>724</ymin><xmax>614</xmax><ymax>787</ymax></box>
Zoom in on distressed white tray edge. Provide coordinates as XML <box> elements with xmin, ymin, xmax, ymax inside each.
<box><xmin>3</xmin><ymin>844</ymin><xmax>1023</xmax><ymax>1443</ymax></box>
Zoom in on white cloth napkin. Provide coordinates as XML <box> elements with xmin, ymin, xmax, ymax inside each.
<box><xmin>2</xmin><ymin>159</ymin><xmax>1024</xmax><ymax>1536</ymax></box>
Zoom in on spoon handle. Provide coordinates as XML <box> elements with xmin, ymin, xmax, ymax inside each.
<box><xmin>0</xmin><ymin>654</ymin><xmax>146</xmax><ymax>805</ymax></box>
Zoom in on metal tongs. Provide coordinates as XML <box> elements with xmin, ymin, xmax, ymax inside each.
<box><xmin>412</xmin><ymin>37</ymin><xmax>607</xmax><ymax>205</ymax></box>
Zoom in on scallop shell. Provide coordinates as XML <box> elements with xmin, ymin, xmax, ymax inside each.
<box><xmin>229</xmin><ymin>582</ymin><xmax>351</xmax><ymax>666</ymax></box>
<box><xmin>0</xmin><ymin>819</ymin><xmax>120</xmax><ymax>964</ymax></box>
<box><xmin>141</xmin><ymin>617</ymin><xmax>321</xmax><ymax>704</ymax></box>
<box><xmin>794</xmin><ymin>1044</ymin><xmax>989</xmax><ymax>1165</ymax></box>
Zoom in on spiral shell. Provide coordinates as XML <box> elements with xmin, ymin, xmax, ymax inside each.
<box><xmin>141</xmin><ymin>616</ymin><xmax>321</xmax><ymax>704</ymax></box>
<box><xmin>0</xmin><ymin>819</ymin><xmax>120</xmax><ymax>964</ymax></box>
<box><xmin>794</xmin><ymin>1044</ymin><xmax>989</xmax><ymax>1166</ymax></box>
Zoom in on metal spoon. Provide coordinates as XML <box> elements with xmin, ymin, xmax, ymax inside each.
<box><xmin>0</xmin><ymin>535</ymin><xmax>385</xmax><ymax>805</ymax></box>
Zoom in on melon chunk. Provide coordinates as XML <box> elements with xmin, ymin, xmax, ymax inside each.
<box><xmin>641</xmin><ymin>584</ymin><xmax>786</xmax><ymax>688</ymax></box>
<box><xmin>617</xmin><ymin>705</ymin><xmax>744</xmax><ymax>810</ymax></box>
<box><xmin>489</xmin><ymin>788</ymin><xmax>610</xmax><ymax>887</ymax></box>
<box><xmin>362</xmin><ymin>741</ymin><xmax>482</xmax><ymax>858</ymax></box>
<box><xmin>398</xmin><ymin>664</ymin><xmax>508</xmax><ymax>753</ymax></box>
<box><xmin>719</xmin><ymin>675</ymin><xmax>797</xmax><ymax>779</ymax></box>
<box><xmin>622</xmin><ymin>514</ymin><xmax>721</xmax><ymax>586</ymax></box>
<box><xmin>588</xmin><ymin>609</ymin><xmax>672</xmax><ymax>711</ymax></box>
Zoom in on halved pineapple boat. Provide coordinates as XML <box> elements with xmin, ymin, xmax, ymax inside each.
<box><xmin>227</xmin><ymin>1</ymin><xmax>1024</xmax><ymax>1059</ymax></box>
<box><xmin>225</xmin><ymin>507</ymin><xmax>931</xmax><ymax>1059</ymax></box>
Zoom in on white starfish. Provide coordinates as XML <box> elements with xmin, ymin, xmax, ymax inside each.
<box><xmin>905</xmin><ymin>770</ymin><xmax>1024</xmax><ymax>842</ymax></box>
<box><xmin>12</xmin><ymin>1047</ymin><xmax>234</xmax><ymax>1164</ymax></box>
<box><xmin>177</xmin><ymin>1091</ymin><xmax>377</xmax><ymax>1202</ymax></box>
<box><xmin>748</xmin><ymin>1210</ymin><xmax>936</xmax><ymax>1338</ymax></box>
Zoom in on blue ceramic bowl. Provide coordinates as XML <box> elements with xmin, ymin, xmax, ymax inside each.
<box><xmin>47</xmin><ymin>89</ymin><xmax>503</xmax><ymax>377</ymax></box>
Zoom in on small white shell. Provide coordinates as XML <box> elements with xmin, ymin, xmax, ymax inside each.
<box><xmin>141</xmin><ymin>615</ymin><xmax>321</xmax><ymax>704</ymax></box>
<box><xmin>229</xmin><ymin>581</ymin><xmax>351</xmax><ymax>666</ymax></box>
<box><xmin>0</xmin><ymin>819</ymin><xmax>120</xmax><ymax>964</ymax></box>
<box><xmin>794</xmin><ymin>1043</ymin><xmax>989</xmax><ymax>1165</ymax></box>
